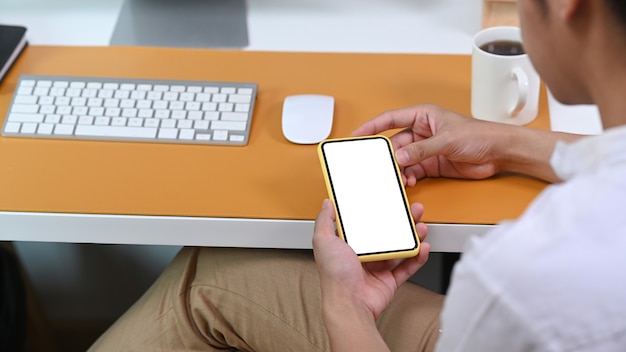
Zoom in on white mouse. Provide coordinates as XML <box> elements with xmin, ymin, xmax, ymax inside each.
<box><xmin>282</xmin><ymin>94</ymin><xmax>334</xmax><ymax>144</ymax></box>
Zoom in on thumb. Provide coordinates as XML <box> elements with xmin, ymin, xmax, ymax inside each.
<box><xmin>313</xmin><ymin>199</ymin><xmax>337</xmax><ymax>241</ymax></box>
<box><xmin>395</xmin><ymin>137</ymin><xmax>443</xmax><ymax>166</ymax></box>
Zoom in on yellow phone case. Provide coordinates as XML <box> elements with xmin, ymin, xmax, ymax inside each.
<box><xmin>317</xmin><ymin>135</ymin><xmax>420</xmax><ymax>262</ymax></box>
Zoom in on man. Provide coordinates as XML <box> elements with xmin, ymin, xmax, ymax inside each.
<box><xmin>90</xmin><ymin>0</ymin><xmax>626</xmax><ymax>350</ymax></box>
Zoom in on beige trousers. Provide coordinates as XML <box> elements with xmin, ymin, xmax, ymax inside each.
<box><xmin>88</xmin><ymin>247</ymin><xmax>443</xmax><ymax>352</ymax></box>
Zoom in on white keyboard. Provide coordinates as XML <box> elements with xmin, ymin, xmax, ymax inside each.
<box><xmin>1</xmin><ymin>75</ymin><xmax>257</xmax><ymax>146</ymax></box>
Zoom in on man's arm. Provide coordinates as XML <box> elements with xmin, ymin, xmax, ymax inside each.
<box><xmin>352</xmin><ymin>104</ymin><xmax>584</xmax><ymax>185</ymax></box>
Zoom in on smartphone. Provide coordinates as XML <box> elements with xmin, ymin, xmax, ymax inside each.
<box><xmin>317</xmin><ymin>135</ymin><xmax>420</xmax><ymax>262</ymax></box>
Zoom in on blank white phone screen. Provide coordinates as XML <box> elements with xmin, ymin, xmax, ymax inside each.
<box><xmin>321</xmin><ymin>137</ymin><xmax>417</xmax><ymax>255</ymax></box>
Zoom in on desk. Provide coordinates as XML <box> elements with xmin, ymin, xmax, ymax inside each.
<box><xmin>0</xmin><ymin>45</ymin><xmax>549</xmax><ymax>252</ymax></box>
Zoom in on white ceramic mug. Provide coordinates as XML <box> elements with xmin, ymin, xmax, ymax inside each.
<box><xmin>471</xmin><ymin>26</ymin><xmax>540</xmax><ymax>125</ymax></box>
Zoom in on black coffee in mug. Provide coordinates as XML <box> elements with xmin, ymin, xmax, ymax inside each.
<box><xmin>479</xmin><ymin>40</ymin><xmax>525</xmax><ymax>56</ymax></box>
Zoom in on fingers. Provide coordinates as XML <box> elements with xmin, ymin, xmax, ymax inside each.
<box><xmin>352</xmin><ymin>105</ymin><xmax>448</xmax><ymax>168</ymax></box>
<box><xmin>410</xmin><ymin>202</ymin><xmax>426</xmax><ymax>225</ymax></box>
<box><xmin>391</xmin><ymin>241</ymin><xmax>431</xmax><ymax>285</ymax></box>
<box><xmin>401</xmin><ymin>163</ymin><xmax>429</xmax><ymax>186</ymax></box>
<box><xmin>352</xmin><ymin>105</ymin><xmax>428</xmax><ymax>137</ymax></box>
<box><xmin>409</xmin><ymin>201</ymin><xmax>429</xmax><ymax>243</ymax></box>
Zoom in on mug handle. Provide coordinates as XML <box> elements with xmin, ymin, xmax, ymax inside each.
<box><xmin>509</xmin><ymin>67</ymin><xmax>528</xmax><ymax>117</ymax></box>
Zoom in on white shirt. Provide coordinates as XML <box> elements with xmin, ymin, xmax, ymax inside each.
<box><xmin>436</xmin><ymin>126</ymin><xmax>626</xmax><ymax>351</ymax></box>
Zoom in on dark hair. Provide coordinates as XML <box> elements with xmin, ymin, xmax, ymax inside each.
<box><xmin>536</xmin><ymin>0</ymin><xmax>626</xmax><ymax>29</ymax></box>
<box><xmin>607</xmin><ymin>0</ymin><xmax>626</xmax><ymax>28</ymax></box>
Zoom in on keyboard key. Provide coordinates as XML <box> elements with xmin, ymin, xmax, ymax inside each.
<box><xmin>62</xmin><ymin>115</ymin><xmax>78</xmax><ymax>124</ymax></box>
<box><xmin>78</xmin><ymin>116</ymin><xmax>94</xmax><ymax>125</ymax></box>
<box><xmin>204</xmin><ymin>112</ymin><xmax>220</xmax><ymax>120</ymax></box>
<box><xmin>213</xmin><ymin>130</ymin><xmax>228</xmax><ymax>141</ymax></box>
<box><xmin>138</xmin><ymin>109</ymin><xmax>154</xmax><ymax>118</ymax></box>
<box><xmin>37</xmin><ymin>123</ymin><xmax>54</xmax><ymax>135</ymax></box>
<box><xmin>122</xmin><ymin>109</ymin><xmax>138</xmax><ymax>118</ymax></box>
<box><xmin>11</xmin><ymin>104</ymin><xmax>39</xmax><ymax>114</ymax></box>
<box><xmin>4</xmin><ymin>122</ymin><xmax>21</xmax><ymax>133</ymax></box>
<box><xmin>8</xmin><ymin>113</ymin><xmax>44</xmax><ymax>123</ymax></box>
<box><xmin>137</xmin><ymin>100</ymin><xmax>152</xmax><ymax>109</ymax></box>
<box><xmin>66</xmin><ymin>88</ymin><xmax>81</xmax><ymax>97</ymax></box>
<box><xmin>33</xmin><ymin>87</ymin><xmax>50</xmax><ymax>96</ymax></box>
<box><xmin>158</xmin><ymin>128</ymin><xmax>178</xmax><ymax>139</ymax></box>
<box><xmin>155</xmin><ymin>110</ymin><xmax>170</xmax><ymax>119</ymax></box>
<box><xmin>195</xmin><ymin>93</ymin><xmax>211</xmax><ymax>102</ymax></box>
<box><xmin>235</xmin><ymin>103</ymin><xmax>251</xmax><ymax>113</ymax></box>
<box><xmin>14</xmin><ymin>95</ymin><xmax>38</xmax><ymax>104</ymax></box>
<box><xmin>201</xmin><ymin>102</ymin><xmax>217</xmax><ymax>111</ymax></box>
<box><xmin>177</xmin><ymin>120</ymin><xmax>193</xmax><ymax>129</ymax></box>
<box><xmin>21</xmin><ymin>123</ymin><xmax>38</xmax><ymax>134</ymax></box>
<box><xmin>98</xmin><ymin>89</ymin><xmax>114</xmax><ymax>98</ymax></box>
<box><xmin>194</xmin><ymin>120</ymin><xmax>210</xmax><ymax>130</ymax></box>
<box><xmin>188</xmin><ymin>111</ymin><xmax>203</xmax><ymax>120</ymax></box>
<box><xmin>76</xmin><ymin>125</ymin><xmax>157</xmax><ymax>139</ymax></box>
<box><xmin>218</xmin><ymin>103</ymin><xmax>234</xmax><ymax>112</ymax></box>
<box><xmin>212</xmin><ymin>94</ymin><xmax>227</xmax><ymax>102</ymax></box>
<box><xmin>114</xmin><ymin>90</ymin><xmax>130</xmax><ymax>99</ymax></box>
<box><xmin>179</xmin><ymin>129</ymin><xmax>195</xmax><ymax>140</ymax></box>
<box><xmin>230</xmin><ymin>135</ymin><xmax>245</xmax><ymax>142</ymax></box>
<box><xmin>95</xmin><ymin>117</ymin><xmax>111</xmax><ymax>126</ymax></box>
<box><xmin>161</xmin><ymin>119</ymin><xmax>176</xmax><ymax>128</ymax></box>
<box><xmin>45</xmin><ymin>115</ymin><xmax>61</xmax><ymax>124</ymax></box>
<box><xmin>54</xmin><ymin>124</ymin><xmax>74</xmax><ymax>135</ymax></box>
<box><xmin>153</xmin><ymin>101</ymin><xmax>168</xmax><ymax>110</ymax></box>
<box><xmin>211</xmin><ymin>120</ymin><xmax>247</xmax><ymax>131</ymax></box>
<box><xmin>16</xmin><ymin>86</ymin><xmax>33</xmax><ymax>95</ymax></box>
<box><xmin>112</xmin><ymin>117</ymin><xmax>127</xmax><ymax>126</ymax></box>
<box><xmin>36</xmin><ymin>80</ymin><xmax>52</xmax><ymax>88</ymax></box>
<box><xmin>128</xmin><ymin>118</ymin><xmax>144</xmax><ymax>127</ymax></box>
<box><xmin>54</xmin><ymin>106</ymin><xmax>69</xmax><ymax>115</ymax></box>
<box><xmin>221</xmin><ymin>112</ymin><xmax>248</xmax><ymax>121</ymax></box>
<box><xmin>39</xmin><ymin>106</ymin><xmax>56</xmax><ymax>115</ymax></box>
<box><xmin>89</xmin><ymin>108</ymin><xmax>105</xmax><ymax>117</ymax></box>
<box><xmin>228</xmin><ymin>94</ymin><xmax>252</xmax><ymax>103</ymax></box>
<box><xmin>72</xmin><ymin>106</ymin><xmax>88</xmax><ymax>116</ymax></box>
<box><xmin>144</xmin><ymin>119</ymin><xmax>160</xmax><ymax>128</ymax></box>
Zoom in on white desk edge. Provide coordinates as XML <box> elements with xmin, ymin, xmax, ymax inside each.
<box><xmin>0</xmin><ymin>212</ymin><xmax>489</xmax><ymax>253</ymax></box>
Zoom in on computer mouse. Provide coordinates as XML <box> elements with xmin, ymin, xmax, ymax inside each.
<box><xmin>282</xmin><ymin>94</ymin><xmax>334</xmax><ymax>144</ymax></box>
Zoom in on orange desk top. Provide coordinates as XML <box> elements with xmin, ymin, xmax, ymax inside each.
<box><xmin>0</xmin><ymin>46</ymin><xmax>549</xmax><ymax>225</ymax></box>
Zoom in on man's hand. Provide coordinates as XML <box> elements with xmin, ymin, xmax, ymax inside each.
<box><xmin>352</xmin><ymin>104</ymin><xmax>510</xmax><ymax>186</ymax></box>
<box><xmin>312</xmin><ymin>199</ymin><xmax>430</xmax><ymax>351</ymax></box>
